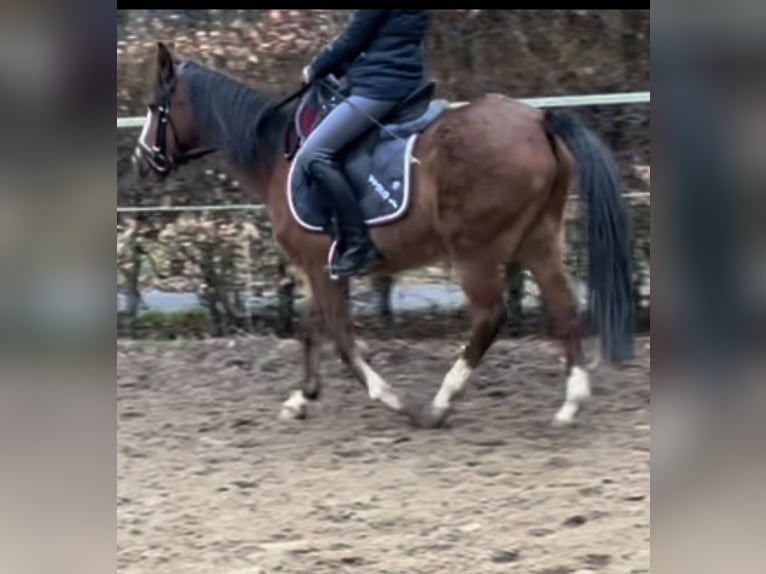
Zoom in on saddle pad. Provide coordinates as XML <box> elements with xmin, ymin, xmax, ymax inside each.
<box><xmin>287</xmin><ymin>133</ymin><xmax>418</xmax><ymax>233</ymax></box>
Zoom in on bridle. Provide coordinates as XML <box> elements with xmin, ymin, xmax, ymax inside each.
<box><xmin>136</xmin><ymin>79</ymin><xmax>217</xmax><ymax>174</ymax></box>
<box><xmin>135</xmin><ymin>78</ymin><xmax>310</xmax><ymax>174</ymax></box>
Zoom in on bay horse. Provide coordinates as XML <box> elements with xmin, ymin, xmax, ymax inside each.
<box><xmin>132</xmin><ymin>42</ymin><xmax>634</xmax><ymax>428</ymax></box>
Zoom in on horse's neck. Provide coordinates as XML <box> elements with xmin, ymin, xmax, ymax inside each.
<box><xmin>185</xmin><ymin>66</ymin><xmax>294</xmax><ymax>214</ymax></box>
<box><xmin>189</xmin><ymin>73</ymin><xmax>276</xmax><ymax>188</ymax></box>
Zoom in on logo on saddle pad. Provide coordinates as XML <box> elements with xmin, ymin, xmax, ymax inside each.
<box><xmin>368</xmin><ymin>174</ymin><xmax>399</xmax><ymax>210</ymax></box>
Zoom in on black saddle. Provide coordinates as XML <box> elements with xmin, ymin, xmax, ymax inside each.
<box><xmin>384</xmin><ymin>80</ymin><xmax>436</xmax><ymax>124</ymax></box>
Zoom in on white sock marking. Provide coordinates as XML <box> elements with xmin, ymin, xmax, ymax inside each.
<box><xmin>353</xmin><ymin>355</ymin><xmax>402</xmax><ymax>411</ymax></box>
<box><xmin>433</xmin><ymin>357</ymin><xmax>473</xmax><ymax>411</ymax></box>
<box><xmin>554</xmin><ymin>366</ymin><xmax>591</xmax><ymax>425</ymax></box>
<box><xmin>138</xmin><ymin>109</ymin><xmax>153</xmax><ymax>147</ymax></box>
<box><xmin>280</xmin><ymin>390</ymin><xmax>308</xmax><ymax>420</ymax></box>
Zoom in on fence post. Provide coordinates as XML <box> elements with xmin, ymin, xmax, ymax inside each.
<box><xmin>126</xmin><ymin>230</ymin><xmax>143</xmax><ymax>339</ymax></box>
<box><xmin>199</xmin><ymin>242</ymin><xmax>225</xmax><ymax>337</ymax></box>
<box><xmin>124</xmin><ymin>189</ymin><xmax>146</xmax><ymax>339</ymax></box>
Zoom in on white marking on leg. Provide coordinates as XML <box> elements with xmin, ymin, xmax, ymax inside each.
<box><xmin>553</xmin><ymin>366</ymin><xmax>591</xmax><ymax>426</ymax></box>
<box><xmin>432</xmin><ymin>357</ymin><xmax>473</xmax><ymax>411</ymax></box>
<box><xmin>280</xmin><ymin>390</ymin><xmax>309</xmax><ymax>420</ymax></box>
<box><xmin>137</xmin><ymin>109</ymin><xmax>153</xmax><ymax>147</ymax></box>
<box><xmin>352</xmin><ymin>354</ymin><xmax>402</xmax><ymax>411</ymax></box>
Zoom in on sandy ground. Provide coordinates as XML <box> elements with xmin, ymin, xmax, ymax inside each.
<box><xmin>118</xmin><ymin>335</ymin><xmax>649</xmax><ymax>574</ymax></box>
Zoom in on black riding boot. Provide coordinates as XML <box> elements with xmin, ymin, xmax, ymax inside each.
<box><xmin>309</xmin><ymin>159</ymin><xmax>384</xmax><ymax>277</ymax></box>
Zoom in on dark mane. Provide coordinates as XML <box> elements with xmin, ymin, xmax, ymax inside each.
<box><xmin>178</xmin><ymin>60</ymin><xmax>295</xmax><ymax>172</ymax></box>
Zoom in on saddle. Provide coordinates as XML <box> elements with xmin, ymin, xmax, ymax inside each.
<box><xmin>286</xmin><ymin>75</ymin><xmax>437</xmax><ymax>160</ymax></box>
<box><xmin>285</xmin><ymin>75</ymin><xmax>449</xmax><ymax>234</ymax></box>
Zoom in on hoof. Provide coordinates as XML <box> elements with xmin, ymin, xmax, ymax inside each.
<box><xmin>279</xmin><ymin>404</ymin><xmax>307</xmax><ymax>421</ymax></box>
<box><xmin>552</xmin><ymin>397</ymin><xmax>582</xmax><ymax>427</ymax></box>
<box><xmin>552</xmin><ymin>413</ymin><xmax>574</xmax><ymax>427</ymax></box>
<box><xmin>279</xmin><ymin>391</ymin><xmax>309</xmax><ymax>421</ymax></box>
<box><xmin>552</xmin><ymin>405</ymin><xmax>577</xmax><ymax>427</ymax></box>
<box><xmin>406</xmin><ymin>400</ymin><xmax>451</xmax><ymax>429</ymax></box>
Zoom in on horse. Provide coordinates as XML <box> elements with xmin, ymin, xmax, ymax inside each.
<box><xmin>131</xmin><ymin>42</ymin><xmax>634</xmax><ymax>429</ymax></box>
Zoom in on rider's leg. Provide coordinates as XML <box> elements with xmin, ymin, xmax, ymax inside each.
<box><xmin>293</xmin><ymin>94</ymin><xmax>397</xmax><ymax>277</ymax></box>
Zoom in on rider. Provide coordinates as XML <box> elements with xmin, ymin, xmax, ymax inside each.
<box><xmin>297</xmin><ymin>9</ymin><xmax>433</xmax><ymax>278</ymax></box>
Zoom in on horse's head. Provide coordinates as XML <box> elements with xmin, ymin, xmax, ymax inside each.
<box><xmin>132</xmin><ymin>42</ymin><xmax>212</xmax><ymax>179</ymax></box>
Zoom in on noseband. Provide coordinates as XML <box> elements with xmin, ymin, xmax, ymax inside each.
<box><xmin>138</xmin><ymin>80</ymin><xmax>216</xmax><ymax>174</ymax></box>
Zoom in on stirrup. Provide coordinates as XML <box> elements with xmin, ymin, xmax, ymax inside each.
<box><xmin>325</xmin><ymin>239</ymin><xmax>343</xmax><ymax>281</ymax></box>
<box><xmin>329</xmin><ymin>244</ymin><xmax>383</xmax><ymax>278</ymax></box>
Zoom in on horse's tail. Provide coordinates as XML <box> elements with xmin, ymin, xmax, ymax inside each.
<box><xmin>543</xmin><ymin>109</ymin><xmax>634</xmax><ymax>364</ymax></box>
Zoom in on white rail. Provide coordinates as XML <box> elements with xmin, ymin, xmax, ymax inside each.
<box><xmin>117</xmin><ymin>204</ymin><xmax>265</xmax><ymax>214</ymax></box>
<box><xmin>117</xmin><ymin>192</ymin><xmax>649</xmax><ymax>214</ymax></box>
<box><xmin>116</xmin><ymin>91</ymin><xmax>650</xmax><ymax>128</ymax></box>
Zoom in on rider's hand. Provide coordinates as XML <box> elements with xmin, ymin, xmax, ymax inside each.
<box><xmin>301</xmin><ymin>65</ymin><xmax>312</xmax><ymax>85</ymax></box>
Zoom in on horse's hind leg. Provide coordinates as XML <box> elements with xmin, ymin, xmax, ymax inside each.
<box><xmin>517</xmin><ymin>218</ymin><xmax>590</xmax><ymax>426</ymax></box>
<box><xmin>413</xmin><ymin>260</ymin><xmax>507</xmax><ymax>428</ymax></box>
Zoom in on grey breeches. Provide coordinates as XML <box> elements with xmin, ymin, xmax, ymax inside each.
<box><xmin>294</xmin><ymin>94</ymin><xmax>397</xmax><ymax>175</ymax></box>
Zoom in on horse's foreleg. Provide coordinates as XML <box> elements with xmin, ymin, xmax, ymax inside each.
<box><xmin>328</xmin><ymin>282</ymin><xmax>403</xmax><ymax>412</ymax></box>
<box><xmin>519</xmin><ymin>220</ymin><xmax>589</xmax><ymax>426</ymax></box>
<box><xmin>334</xmin><ymin>326</ymin><xmax>404</xmax><ymax>413</ymax></box>
<box><xmin>414</xmin><ymin>261</ymin><xmax>507</xmax><ymax>428</ymax></box>
<box><xmin>280</xmin><ymin>296</ymin><xmax>324</xmax><ymax>420</ymax></box>
<box><xmin>311</xmin><ymin>273</ymin><xmax>404</xmax><ymax>414</ymax></box>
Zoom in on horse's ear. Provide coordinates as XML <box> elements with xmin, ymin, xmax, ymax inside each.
<box><xmin>156</xmin><ymin>42</ymin><xmax>176</xmax><ymax>87</ymax></box>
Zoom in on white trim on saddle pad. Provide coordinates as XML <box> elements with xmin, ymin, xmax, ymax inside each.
<box><xmin>286</xmin><ymin>133</ymin><xmax>419</xmax><ymax>234</ymax></box>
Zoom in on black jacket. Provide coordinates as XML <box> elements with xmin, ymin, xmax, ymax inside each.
<box><xmin>308</xmin><ymin>10</ymin><xmax>432</xmax><ymax>101</ymax></box>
